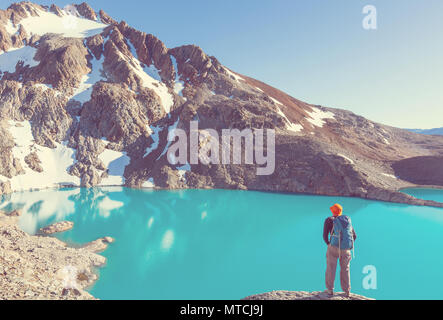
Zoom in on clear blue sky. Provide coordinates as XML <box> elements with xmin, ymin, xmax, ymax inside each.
<box><xmin>1</xmin><ymin>0</ymin><xmax>442</xmax><ymax>129</ymax></box>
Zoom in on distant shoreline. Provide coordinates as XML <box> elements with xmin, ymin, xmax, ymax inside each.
<box><xmin>399</xmin><ymin>185</ymin><xmax>443</xmax><ymax>191</ymax></box>
<box><xmin>2</xmin><ymin>184</ymin><xmax>443</xmax><ymax>209</ymax></box>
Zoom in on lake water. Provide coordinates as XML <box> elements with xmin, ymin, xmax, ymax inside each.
<box><xmin>1</xmin><ymin>187</ymin><xmax>442</xmax><ymax>300</ymax></box>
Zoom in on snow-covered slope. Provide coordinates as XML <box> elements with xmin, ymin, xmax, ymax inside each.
<box><xmin>0</xmin><ymin>46</ymin><xmax>38</xmax><ymax>71</ymax></box>
<box><xmin>6</xmin><ymin>121</ymin><xmax>80</xmax><ymax>191</ymax></box>
<box><xmin>19</xmin><ymin>6</ymin><xmax>107</xmax><ymax>38</ymax></box>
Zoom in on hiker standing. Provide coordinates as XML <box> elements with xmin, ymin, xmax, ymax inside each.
<box><xmin>323</xmin><ymin>204</ymin><xmax>357</xmax><ymax>297</ymax></box>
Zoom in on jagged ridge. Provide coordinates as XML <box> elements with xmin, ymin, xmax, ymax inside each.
<box><xmin>0</xmin><ymin>2</ymin><xmax>442</xmax><ymax>208</ymax></box>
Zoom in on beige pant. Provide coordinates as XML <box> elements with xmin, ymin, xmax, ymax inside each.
<box><xmin>325</xmin><ymin>244</ymin><xmax>352</xmax><ymax>293</ymax></box>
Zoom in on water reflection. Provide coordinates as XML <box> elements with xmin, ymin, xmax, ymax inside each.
<box><xmin>0</xmin><ymin>188</ymin><xmax>128</xmax><ymax>234</ymax></box>
<box><xmin>0</xmin><ymin>188</ymin><xmax>78</xmax><ymax>234</ymax></box>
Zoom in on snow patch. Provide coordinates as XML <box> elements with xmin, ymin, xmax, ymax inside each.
<box><xmin>382</xmin><ymin>173</ymin><xmax>397</xmax><ymax>179</ymax></box>
<box><xmin>34</xmin><ymin>83</ymin><xmax>62</xmax><ymax>97</ymax></box>
<box><xmin>126</xmin><ymin>40</ymin><xmax>162</xmax><ymax>82</ymax></box>
<box><xmin>144</xmin><ymin>126</ymin><xmax>162</xmax><ymax>158</ymax></box>
<box><xmin>3</xmin><ymin>121</ymin><xmax>80</xmax><ymax>193</ymax></box>
<box><xmin>71</xmin><ymin>55</ymin><xmax>105</xmax><ymax>103</ymax></box>
<box><xmin>5</xmin><ymin>20</ymin><xmax>19</xmax><ymax>35</ymax></box>
<box><xmin>19</xmin><ymin>8</ymin><xmax>107</xmax><ymax>38</ymax></box>
<box><xmin>338</xmin><ymin>154</ymin><xmax>355</xmax><ymax>165</ymax></box>
<box><xmin>158</xmin><ymin>118</ymin><xmax>180</xmax><ymax>161</ymax></box>
<box><xmin>170</xmin><ymin>56</ymin><xmax>186</xmax><ymax>99</ymax></box>
<box><xmin>34</xmin><ymin>83</ymin><xmax>51</xmax><ymax>92</ymax></box>
<box><xmin>224</xmin><ymin>67</ymin><xmax>244</xmax><ymax>82</ymax></box>
<box><xmin>98</xmin><ymin>148</ymin><xmax>130</xmax><ymax>186</ymax></box>
<box><xmin>271</xmin><ymin>97</ymin><xmax>283</xmax><ymax>105</ymax></box>
<box><xmin>101</xmin><ymin>137</ymin><xmax>110</xmax><ymax>147</ymax></box>
<box><xmin>177</xmin><ymin>163</ymin><xmax>191</xmax><ymax>182</ymax></box>
<box><xmin>144</xmin><ymin>64</ymin><xmax>162</xmax><ymax>81</ymax></box>
<box><xmin>117</xmin><ymin>46</ymin><xmax>174</xmax><ymax>114</ymax></box>
<box><xmin>274</xmin><ymin>102</ymin><xmax>303</xmax><ymax>133</ymax></box>
<box><xmin>0</xmin><ymin>46</ymin><xmax>39</xmax><ymax>73</ymax></box>
<box><xmin>307</xmin><ymin>107</ymin><xmax>335</xmax><ymax>128</ymax></box>
<box><xmin>174</xmin><ymin>81</ymin><xmax>185</xmax><ymax>98</ymax></box>
<box><xmin>143</xmin><ymin>178</ymin><xmax>155</xmax><ymax>188</ymax></box>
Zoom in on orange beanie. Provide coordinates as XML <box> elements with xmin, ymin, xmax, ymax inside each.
<box><xmin>330</xmin><ymin>204</ymin><xmax>343</xmax><ymax>216</ymax></box>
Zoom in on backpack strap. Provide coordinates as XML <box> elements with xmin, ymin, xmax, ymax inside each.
<box><xmin>330</xmin><ymin>217</ymin><xmax>337</xmax><ymax>244</ymax></box>
<box><xmin>330</xmin><ymin>217</ymin><xmax>341</xmax><ymax>259</ymax></box>
<box><xmin>352</xmin><ymin>227</ymin><xmax>355</xmax><ymax>259</ymax></box>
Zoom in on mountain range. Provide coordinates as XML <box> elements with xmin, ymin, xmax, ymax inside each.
<box><xmin>0</xmin><ymin>2</ymin><xmax>442</xmax><ymax>207</ymax></box>
<box><xmin>408</xmin><ymin>128</ymin><xmax>443</xmax><ymax>136</ymax></box>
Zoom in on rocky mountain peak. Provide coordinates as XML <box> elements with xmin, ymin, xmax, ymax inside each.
<box><xmin>74</xmin><ymin>2</ymin><xmax>97</xmax><ymax>21</ymax></box>
<box><xmin>0</xmin><ymin>2</ymin><xmax>442</xmax><ymax>208</ymax></box>
<box><xmin>98</xmin><ymin>9</ymin><xmax>117</xmax><ymax>25</ymax></box>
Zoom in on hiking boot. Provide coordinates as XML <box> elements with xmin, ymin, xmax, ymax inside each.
<box><xmin>344</xmin><ymin>292</ymin><xmax>351</xmax><ymax>298</ymax></box>
<box><xmin>323</xmin><ymin>289</ymin><xmax>334</xmax><ymax>296</ymax></box>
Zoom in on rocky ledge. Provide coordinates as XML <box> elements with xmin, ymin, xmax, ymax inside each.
<box><xmin>244</xmin><ymin>290</ymin><xmax>374</xmax><ymax>301</ymax></box>
<box><xmin>38</xmin><ymin>221</ymin><xmax>74</xmax><ymax>235</ymax></box>
<box><xmin>0</xmin><ymin>211</ymin><xmax>112</xmax><ymax>300</ymax></box>
<box><xmin>82</xmin><ymin>237</ymin><xmax>115</xmax><ymax>253</ymax></box>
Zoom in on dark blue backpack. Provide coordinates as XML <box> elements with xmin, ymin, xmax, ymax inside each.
<box><xmin>330</xmin><ymin>215</ymin><xmax>354</xmax><ymax>250</ymax></box>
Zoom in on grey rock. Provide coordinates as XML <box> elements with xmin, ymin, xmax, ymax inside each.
<box><xmin>243</xmin><ymin>290</ymin><xmax>374</xmax><ymax>301</ymax></box>
<box><xmin>24</xmin><ymin>152</ymin><xmax>43</xmax><ymax>173</ymax></box>
<box><xmin>7</xmin><ymin>209</ymin><xmax>21</xmax><ymax>217</ymax></box>
<box><xmin>38</xmin><ymin>221</ymin><xmax>74</xmax><ymax>235</ymax></box>
<box><xmin>82</xmin><ymin>237</ymin><xmax>115</xmax><ymax>253</ymax></box>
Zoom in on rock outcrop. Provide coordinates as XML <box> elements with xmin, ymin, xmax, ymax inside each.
<box><xmin>392</xmin><ymin>156</ymin><xmax>443</xmax><ymax>187</ymax></box>
<box><xmin>82</xmin><ymin>237</ymin><xmax>115</xmax><ymax>253</ymax></box>
<box><xmin>75</xmin><ymin>2</ymin><xmax>97</xmax><ymax>21</ymax></box>
<box><xmin>38</xmin><ymin>221</ymin><xmax>74</xmax><ymax>235</ymax></box>
<box><xmin>0</xmin><ymin>212</ymin><xmax>109</xmax><ymax>300</ymax></box>
<box><xmin>244</xmin><ymin>290</ymin><xmax>374</xmax><ymax>301</ymax></box>
<box><xmin>7</xmin><ymin>209</ymin><xmax>21</xmax><ymax>216</ymax></box>
<box><xmin>24</xmin><ymin>152</ymin><xmax>43</xmax><ymax>172</ymax></box>
<box><xmin>0</xmin><ymin>181</ymin><xmax>12</xmax><ymax>195</ymax></box>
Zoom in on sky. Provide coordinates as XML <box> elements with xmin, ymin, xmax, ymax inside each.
<box><xmin>1</xmin><ymin>0</ymin><xmax>442</xmax><ymax>129</ymax></box>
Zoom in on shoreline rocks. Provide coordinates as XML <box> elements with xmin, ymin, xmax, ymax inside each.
<box><xmin>0</xmin><ymin>212</ymin><xmax>113</xmax><ymax>300</ymax></box>
<box><xmin>7</xmin><ymin>209</ymin><xmax>21</xmax><ymax>217</ymax></box>
<box><xmin>83</xmin><ymin>237</ymin><xmax>115</xmax><ymax>253</ymax></box>
<box><xmin>243</xmin><ymin>290</ymin><xmax>374</xmax><ymax>301</ymax></box>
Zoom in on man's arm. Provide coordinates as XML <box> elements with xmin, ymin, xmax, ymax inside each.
<box><xmin>323</xmin><ymin>218</ymin><xmax>332</xmax><ymax>245</ymax></box>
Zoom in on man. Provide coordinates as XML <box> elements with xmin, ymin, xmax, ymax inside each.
<box><xmin>323</xmin><ymin>203</ymin><xmax>357</xmax><ymax>297</ymax></box>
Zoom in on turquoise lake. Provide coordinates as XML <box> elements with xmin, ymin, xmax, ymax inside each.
<box><xmin>1</xmin><ymin>187</ymin><xmax>442</xmax><ymax>300</ymax></box>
